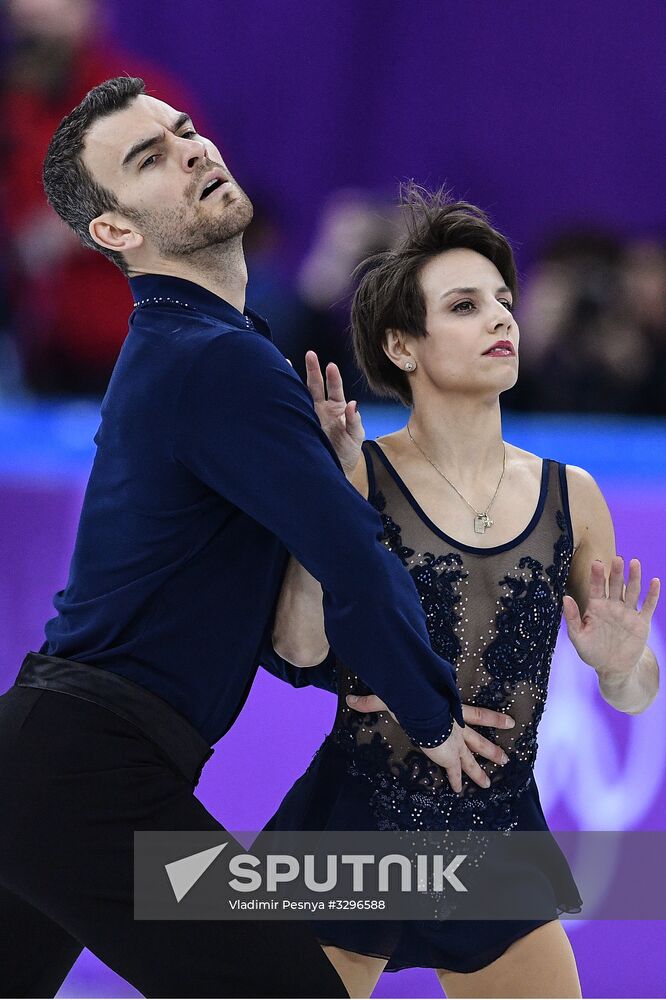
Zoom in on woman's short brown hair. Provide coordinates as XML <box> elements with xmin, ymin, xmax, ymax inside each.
<box><xmin>351</xmin><ymin>184</ymin><xmax>519</xmax><ymax>406</ymax></box>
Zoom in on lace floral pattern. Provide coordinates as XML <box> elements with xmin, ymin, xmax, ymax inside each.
<box><xmin>375</xmin><ymin>491</ymin><xmax>467</xmax><ymax>665</ymax></box>
<box><xmin>330</xmin><ymin>467</ymin><xmax>572</xmax><ymax>833</ymax></box>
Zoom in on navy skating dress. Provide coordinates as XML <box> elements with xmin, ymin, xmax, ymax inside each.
<box><xmin>266</xmin><ymin>440</ymin><xmax>583</xmax><ymax>973</ymax></box>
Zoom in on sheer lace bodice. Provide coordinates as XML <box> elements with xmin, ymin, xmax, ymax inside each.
<box><xmin>325</xmin><ymin>441</ymin><xmax>574</xmax><ymax>832</ymax></box>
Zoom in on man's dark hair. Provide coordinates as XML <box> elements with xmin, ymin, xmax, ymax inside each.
<box><xmin>42</xmin><ymin>76</ymin><xmax>146</xmax><ymax>275</ymax></box>
<box><xmin>351</xmin><ymin>184</ymin><xmax>519</xmax><ymax>407</ymax></box>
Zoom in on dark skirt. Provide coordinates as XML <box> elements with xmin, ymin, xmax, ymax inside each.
<box><xmin>264</xmin><ymin>739</ymin><xmax>582</xmax><ymax>973</ymax></box>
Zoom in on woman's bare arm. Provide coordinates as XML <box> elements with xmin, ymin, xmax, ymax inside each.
<box><xmin>272</xmin><ymin>456</ymin><xmax>368</xmax><ymax>666</ymax></box>
<box><xmin>565</xmin><ymin>465</ymin><xmax>660</xmax><ymax>713</ymax></box>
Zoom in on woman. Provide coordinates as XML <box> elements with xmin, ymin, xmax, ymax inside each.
<box><xmin>267</xmin><ymin>187</ymin><xmax>660</xmax><ymax>998</ymax></box>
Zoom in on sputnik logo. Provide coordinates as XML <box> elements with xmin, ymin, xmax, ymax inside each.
<box><xmin>165</xmin><ymin>842</ymin><xmax>228</xmax><ymax>902</ymax></box>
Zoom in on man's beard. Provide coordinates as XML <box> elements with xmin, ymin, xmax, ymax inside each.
<box><xmin>127</xmin><ymin>181</ymin><xmax>254</xmax><ymax>259</ymax></box>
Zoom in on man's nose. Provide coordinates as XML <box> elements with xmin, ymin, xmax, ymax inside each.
<box><xmin>179</xmin><ymin>136</ymin><xmax>207</xmax><ymax>171</ymax></box>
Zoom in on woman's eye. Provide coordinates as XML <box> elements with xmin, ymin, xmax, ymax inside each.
<box><xmin>452</xmin><ymin>299</ymin><xmax>514</xmax><ymax>313</ymax></box>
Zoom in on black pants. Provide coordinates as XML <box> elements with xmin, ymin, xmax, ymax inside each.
<box><xmin>0</xmin><ymin>653</ymin><xmax>347</xmax><ymax>999</ymax></box>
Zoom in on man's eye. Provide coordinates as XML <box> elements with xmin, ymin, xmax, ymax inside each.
<box><xmin>140</xmin><ymin>154</ymin><xmax>159</xmax><ymax>169</ymax></box>
<box><xmin>180</xmin><ymin>130</ymin><xmax>197</xmax><ymax>139</ymax></box>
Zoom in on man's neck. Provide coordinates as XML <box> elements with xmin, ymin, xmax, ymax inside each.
<box><xmin>128</xmin><ymin>240</ymin><xmax>248</xmax><ymax>313</ymax></box>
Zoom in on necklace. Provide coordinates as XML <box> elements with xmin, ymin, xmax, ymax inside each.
<box><xmin>406</xmin><ymin>424</ymin><xmax>506</xmax><ymax>534</ymax></box>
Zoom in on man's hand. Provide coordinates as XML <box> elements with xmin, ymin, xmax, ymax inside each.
<box><xmin>346</xmin><ymin>694</ymin><xmax>515</xmax><ymax>794</ymax></box>
<box><xmin>304</xmin><ymin>350</ymin><xmax>364</xmax><ymax>477</ymax></box>
<box><xmin>563</xmin><ymin>556</ymin><xmax>660</xmax><ymax>680</ymax></box>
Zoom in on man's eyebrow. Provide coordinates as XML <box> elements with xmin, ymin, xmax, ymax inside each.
<box><xmin>121</xmin><ymin>113</ymin><xmax>194</xmax><ymax>169</ymax></box>
<box><xmin>440</xmin><ymin>285</ymin><xmax>512</xmax><ymax>300</ymax></box>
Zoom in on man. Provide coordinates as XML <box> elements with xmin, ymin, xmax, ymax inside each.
<box><xmin>0</xmin><ymin>77</ymin><xmax>474</xmax><ymax>998</ymax></box>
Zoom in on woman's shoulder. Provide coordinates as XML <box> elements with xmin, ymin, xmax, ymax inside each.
<box><xmin>509</xmin><ymin>447</ymin><xmax>607</xmax><ymax>516</ymax></box>
<box><xmin>563</xmin><ymin>464</ymin><xmax>611</xmax><ymax>530</ymax></box>
<box><xmin>353</xmin><ymin>434</ymin><xmax>402</xmax><ymax>499</ymax></box>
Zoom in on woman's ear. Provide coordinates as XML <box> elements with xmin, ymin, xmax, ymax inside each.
<box><xmin>383</xmin><ymin>328</ymin><xmax>416</xmax><ymax>370</ymax></box>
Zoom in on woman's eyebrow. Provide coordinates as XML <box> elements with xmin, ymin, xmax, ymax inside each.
<box><xmin>439</xmin><ymin>285</ymin><xmax>511</xmax><ymax>300</ymax></box>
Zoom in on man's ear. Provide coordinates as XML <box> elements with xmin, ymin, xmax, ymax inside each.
<box><xmin>89</xmin><ymin>213</ymin><xmax>143</xmax><ymax>254</ymax></box>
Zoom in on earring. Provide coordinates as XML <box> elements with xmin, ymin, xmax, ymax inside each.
<box><xmin>404</xmin><ymin>361</ymin><xmax>416</xmax><ymax>371</ymax></box>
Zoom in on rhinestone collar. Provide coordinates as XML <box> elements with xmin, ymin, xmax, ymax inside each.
<box><xmin>132</xmin><ymin>294</ymin><xmax>254</xmax><ymax>328</ymax></box>
<box><xmin>128</xmin><ymin>275</ymin><xmax>266</xmax><ymax>334</ymax></box>
<box><xmin>132</xmin><ymin>296</ymin><xmax>194</xmax><ymax>310</ymax></box>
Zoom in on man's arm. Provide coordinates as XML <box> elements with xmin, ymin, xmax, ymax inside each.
<box><xmin>174</xmin><ymin>331</ymin><xmax>464</xmax><ymax>746</ymax></box>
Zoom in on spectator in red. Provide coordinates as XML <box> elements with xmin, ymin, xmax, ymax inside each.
<box><xmin>1</xmin><ymin>0</ymin><xmax>197</xmax><ymax>395</ymax></box>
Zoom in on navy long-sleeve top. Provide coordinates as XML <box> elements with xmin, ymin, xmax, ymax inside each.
<box><xmin>41</xmin><ymin>274</ymin><xmax>464</xmax><ymax>747</ymax></box>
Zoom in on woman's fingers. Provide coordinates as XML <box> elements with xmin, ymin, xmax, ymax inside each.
<box><xmin>608</xmin><ymin>555</ymin><xmax>625</xmax><ymax>601</ymax></box>
<box><xmin>324</xmin><ymin>361</ymin><xmax>347</xmax><ymax>405</ymax></box>
<box><xmin>624</xmin><ymin>558</ymin><xmax>642</xmax><ymax>610</ymax></box>
<box><xmin>346</xmin><ymin>694</ymin><xmax>388</xmax><ymax>713</ymax></box>
<box><xmin>589</xmin><ymin>559</ymin><xmax>607</xmax><ymax>601</ymax></box>
<box><xmin>562</xmin><ymin>594</ymin><xmax>582</xmax><ymax>637</ymax></box>
<box><xmin>304</xmin><ymin>350</ymin><xmax>326</xmax><ymax>403</ymax></box>
<box><xmin>345</xmin><ymin>401</ymin><xmax>365</xmax><ymax>445</ymax></box>
<box><xmin>461</xmin><ymin>703</ymin><xmax>515</xmax><ymax>730</ymax></box>
<box><xmin>641</xmin><ymin>576</ymin><xmax>661</xmax><ymax>621</ymax></box>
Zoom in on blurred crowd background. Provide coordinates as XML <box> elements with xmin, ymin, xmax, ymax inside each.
<box><xmin>1</xmin><ymin>0</ymin><xmax>664</xmax><ymax>413</ymax></box>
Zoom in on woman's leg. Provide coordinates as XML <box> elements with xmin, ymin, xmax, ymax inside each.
<box><xmin>323</xmin><ymin>945</ymin><xmax>388</xmax><ymax>999</ymax></box>
<box><xmin>436</xmin><ymin>919</ymin><xmax>581</xmax><ymax>999</ymax></box>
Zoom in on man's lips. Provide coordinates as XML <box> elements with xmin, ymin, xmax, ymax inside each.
<box><xmin>482</xmin><ymin>340</ymin><xmax>515</xmax><ymax>356</ymax></box>
<box><xmin>198</xmin><ymin>168</ymin><xmax>230</xmax><ymax>200</ymax></box>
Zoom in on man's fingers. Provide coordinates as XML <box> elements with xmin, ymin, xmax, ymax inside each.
<box><xmin>461</xmin><ymin>703</ymin><xmax>515</xmax><ymax>730</ymax></box>
<box><xmin>589</xmin><ymin>559</ymin><xmax>607</xmax><ymax>601</ymax></box>
<box><xmin>459</xmin><ymin>745</ymin><xmax>490</xmax><ymax>789</ymax></box>
<box><xmin>463</xmin><ymin>728</ymin><xmax>509</xmax><ymax>765</ymax></box>
<box><xmin>304</xmin><ymin>350</ymin><xmax>326</xmax><ymax>403</ymax></box>
<box><xmin>346</xmin><ymin>694</ymin><xmax>388</xmax><ymax>713</ymax></box>
<box><xmin>445</xmin><ymin>760</ymin><xmax>463</xmax><ymax>795</ymax></box>
<box><xmin>608</xmin><ymin>555</ymin><xmax>625</xmax><ymax>601</ymax></box>
<box><xmin>641</xmin><ymin>577</ymin><xmax>661</xmax><ymax>621</ymax></box>
<box><xmin>624</xmin><ymin>558</ymin><xmax>642</xmax><ymax>610</ymax></box>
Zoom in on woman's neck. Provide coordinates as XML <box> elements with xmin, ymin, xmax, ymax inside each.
<box><xmin>404</xmin><ymin>392</ymin><xmax>505</xmax><ymax>487</ymax></box>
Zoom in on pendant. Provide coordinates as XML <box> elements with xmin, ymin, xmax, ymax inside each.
<box><xmin>474</xmin><ymin>513</ymin><xmax>492</xmax><ymax>534</ymax></box>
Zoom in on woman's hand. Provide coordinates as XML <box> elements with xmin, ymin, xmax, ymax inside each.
<box><xmin>346</xmin><ymin>694</ymin><xmax>515</xmax><ymax>793</ymax></box>
<box><xmin>563</xmin><ymin>556</ymin><xmax>660</xmax><ymax>680</ymax></box>
<box><xmin>304</xmin><ymin>350</ymin><xmax>364</xmax><ymax>477</ymax></box>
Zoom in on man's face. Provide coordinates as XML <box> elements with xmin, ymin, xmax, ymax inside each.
<box><xmin>82</xmin><ymin>94</ymin><xmax>253</xmax><ymax>261</ymax></box>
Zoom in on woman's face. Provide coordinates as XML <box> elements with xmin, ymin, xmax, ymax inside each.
<box><xmin>404</xmin><ymin>248</ymin><xmax>519</xmax><ymax>399</ymax></box>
